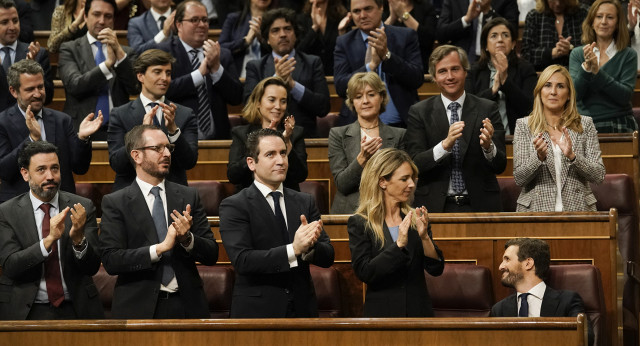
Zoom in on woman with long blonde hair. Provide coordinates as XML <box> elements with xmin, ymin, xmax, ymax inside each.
<box><xmin>348</xmin><ymin>148</ymin><xmax>444</xmax><ymax>317</ymax></box>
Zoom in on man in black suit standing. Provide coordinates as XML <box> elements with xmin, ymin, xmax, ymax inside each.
<box><xmin>158</xmin><ymin>0</ymin><xmax>242</xmax><ymax>140</ymax></box>
<box><xmin>0</xmin><ymin>141</ymin><xmax>104</xmax><ymax>320</ymax></box>
<box><xmin>219</xmin><ymin>128</ymin><xmax>334</xmax><ymax>318</ymax></box>
<box><xmin>243</xmin><ymin>8</ymin><xmax>330</xmax><ymax>138</ymax></box>
<box><xmin>108</xmin><ymin>49</ymin><xmax>198</xmax><ymax>192</ymax></box>
<box><xmin>99</xmin><ymin>124</ymin><xmax>218</xmax><ymax>319</ymax></box>
<box><xmin>406</xmin><ymin>45</ymin><xmax>506</xmax><ymax>213</ymax></box>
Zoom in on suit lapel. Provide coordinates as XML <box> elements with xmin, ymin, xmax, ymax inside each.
<box><xmin>344</xmin><ymin>121</ymin><xmax>361</xmax><ymax>162</ymax></box>
<box><xmin>543</xmin><ymin>132</ymin><xmax>558</xmax><ymax>186</ymax></box>
<box><xmin>504</xmin><ymin>293</ymin><xmax>519</xmax><ymax>316</ymax></box>
<box><xmin>559</xmin><ymin>129</ymin><xmax>578</xmax><ymax>189</ymax></box>
<box><xmin>8</xmin><ymin>104</ymin><xmax>30</xmax><ymax>140</ymax></box>
<box><xmin>264</xmin><ymin>55</ymin><xmax>276</xmax><ymax>78</ymax></box>
<box><xmin>42</xmin><ymin>108</ymin><xmax>56</xmax><ymax>144</ymax></box>
<box><xmin>80</xmin><ymin>37</ymin><xmax>96</xmax><ymax>69</ymax></box>
<box><xmin>165</xmin><ymin>181</ymin><xmax>184</xmax><ymax>226</ymax></box>
<box><xmin>126</xmin><ymin>182</ymin><xmax>161</xmax><ymax>244</ymax></box>
<box><xmin>247</xmin><ymin>184</ymin><xmax>285</xmax><ymax>243</ymax></box>
<box><xmin>379</xmin><ymin>123</ymin><xmax>396</xmax><ymax>147</ymax></box>
<box><xmin>459</xmin><ymin>96</ymin><xmax>478</xmax><ymax>160</ymax></box>
<box><xmin>144</xmin><ymin>11</ymin><xmax>160</xmax><ymax>36</ymax></box>
<box><xmin>283</xmin><ymin>189</ymin><xmax>301</xmax><ymax>243</ymax></box>
<box><xmin>57</xmin><ymin>192</ymin><xmax>74</xmax><ymax>272</ymax></box>
<box><xmin>16</xmin><ymin>193</ymin><xmax>40</xmax><ymax>247</ymax></box>
<box><xmin>433</xmin><ymin>97</ymin><xmax>451</xmax><ymax>140</ymax></box>
<box><xmin>540</xmin><ymin>286</ymin><xmax>559</xmax><ymax>316</ymax></box>
<box><xmin>15</xmin><ymin>41</ymin><xmax>28</xmax><ymax>61</ymax></box>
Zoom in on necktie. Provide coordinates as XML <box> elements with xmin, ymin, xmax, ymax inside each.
<box><xmin>519</xmin><ymin>293</ymin><xmax>530</xmax><ymax>317</ymax></box>
<box><xmin>39</xmin><ymin>203</ymin><xmax>65</xmax><ymax>307</ymax></box>
<box><xmin>158</xmin><ymin>15</ymin><xmax>166</xmax><ymax>31</ymax></box>
<box><xmin>150</xmin><ymin>186</ymin><xmax>174</xmax><ymax>286</ymax></box>
<box><xmin>2</xmin><ymin>46</ymin><xmax>12</xmax><ymax>74</ymax></box>
<box><xmin>190</xmin><ymin>49</ymin><xmax>214</xmax><ymax>139</ymax></box>
<box><xmin>148</xmin><ymin>102</ymin><xmax>161</xmax><ymax>127</ymax></box>
<box><xmin>270</xmin><ymin>191</ymin><xmax>290</xmax><ymax>244</ymax></box>
<box><xmin>94</xmin><ymin>41</ymin><xmax>110</xmax><ymax>126</ymax></box>
<box><xmin>448</xmin><ymin>102</ymin><xmax>466</xmax><ymax>193</ymax></box>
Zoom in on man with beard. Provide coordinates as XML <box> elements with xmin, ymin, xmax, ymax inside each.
<box><xmin>0</xmin><ymin>141</ymin><xmax>104</xmax><ymax>319</ymax></box>
<box><xmin>0</xmin><ymin>59</ymin><xmax>103</xmax><ymax>203</ymax></box>
<box><xmin>99</xmin><ymin>124</ymin><xmax>218</xmax><ymax>319</ymax></box>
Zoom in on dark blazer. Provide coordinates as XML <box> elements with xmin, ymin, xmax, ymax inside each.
<box><xmin>297</xmin><ymin>15</ymin><xmax>343</xmax><ymax>76</ymax></box>
<box><xmin>219</xmin><ymin>184</ymin><xmax>335</xmax><ymax>318</ymax></box>
<box><xmin>243</xmin><ymin>52</ymin><xmax>330</xmax><ymax>138</ymax></box>
<box><xmin>58</xmin><ymin>35</ymin><xmax>137</xmax><ymax>139</ymax></box>
<box><xmin>29</xmin><ymin>0</ymin><xmax>55</xmax><ymax>30</ymax></box>
<box><xmin>0</xmin><ymin>105</ymin><xmax>91</xmax><ymax>203</ymax></box>
<box><xmin>219</xmin><ymin>11</ymin><xmax>269</xmax><ymax>74</ymax></box>
<box><xmin>328</xmin><ymin>122</ymin><xmax>406</xmax><ymax>214</ymax></box>
<box><xmin>0</xmin><ymin>191</ymin><xmax>104</xmax><ymax>320</ymax></box>
<box><xmin>0</xmin><ymin>41</ymin><xmax>53</xmax><ymax>112</ymax></box>
<box><xmin>227</xmin><ymin>124</ymin><xmax>307</xmax><ymax>192</ymax></box>
<box><xmin>158</xmin><ymin>36</ymin><xmax>243</xmax><ymax>139</ymax></box>
<box><xmin>406</xmin><ymin>93</ymin><xmax>507</xmax><ymax>212</ymax></box>
<box><xmin>348</xmin><ymin>214</ymin><xmax>444</xmax><ymax>317</ymax></box>
<box><xmin>107</xmin><ymin>97</ymin><xmax>199</xmax><ymax>192</ymax></box>
<box><xmin>465</xmin><ymin>57</ymin><xmax>537</xmax><ymax>134</ymax></box>
<box><xmin>99</xmin><ymin>180</ymin><xmax>219</xmax><ymax>319</ymax></box>
<box><xmin>127</xmin><ymin>10</ymin><xmax>164</xmax><ymax>54</ymax></box>
<box><xmin>16</xmin><ymin>0</ymin><xmax>34</xmax><ymax>43</ymax></box>
<box><xmin>333</xmin><ymin>25</ymin><xmax>423</xmax><ymax>125</ymax></box>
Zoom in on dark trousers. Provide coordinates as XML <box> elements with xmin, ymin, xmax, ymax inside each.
<box><xmin>153</xmin><ymin>292</ymin><xmax>186</xmax><ymax>319</ymax></box>
<box><xmin>27</xmin><ymin>301</ymin><xmax>77</xmax><ymax>320</ymax></box>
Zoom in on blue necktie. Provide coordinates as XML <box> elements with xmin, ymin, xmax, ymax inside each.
<box><xmin>94</xmin><ymin>41</ymin><xmax>109</xmax><ymax>126</ymax></box>
<box><xmin>270</xmin><ymin>191</ymin><xmax>290</xmax><ymax>244</ymax></box>
<box><xmin>519</xmin><ymin>293</ymin><xmax>530</xmax><ymax>317</ymax></box>
<box><xmin>148</xmin><ymin>102</ymin><xmax>161</xmax><ymax>127</ymax></box>
<box><xmin>448</xmin><ymin>102</ymin><xmax>466</xmax><ymax>193</ymax></box>
<box><xmin>150</xmin><ymin>186</ymin><xmax>174</xmax><ymax>286</ymax></box>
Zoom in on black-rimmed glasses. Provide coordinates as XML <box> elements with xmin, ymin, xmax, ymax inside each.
<box><xmin>135</xmin><ymin>144</ymin><xmax>175</xmax><ymax>153</ymax></box>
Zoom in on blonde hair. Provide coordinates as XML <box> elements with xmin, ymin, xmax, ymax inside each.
<box><xmin>354</xmin><ymin>148</ymin><xmax>419</xmax><ymax>249</ymax></box>
<box><xmin>242</xmin><ymin>76</ymin><xmax>289</xmax><ymax>125</ymax></box>
<box><xmin>581</xmin><ymin>0</ymin><xmax>629</xmax><ymax>50</ymax></box>
<box><xmin>345</xmin><ymin>72</ymin><xmax>388</xmax><ymax>114</ymax></box>
<box><xmin>528</xmin><ymin>65</ymin><xmax>583</xmax><ymax>134</ymax></box>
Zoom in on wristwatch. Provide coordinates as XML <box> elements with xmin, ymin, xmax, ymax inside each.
<box><xmin>384</xmin><ymin>50</ymin><xmax>391</xmax><ymax>61</ymax></box>
<box><xmin>402</xmin><ymin>12</ymin><xmax>410</xmax><ymax>22</ymax></box>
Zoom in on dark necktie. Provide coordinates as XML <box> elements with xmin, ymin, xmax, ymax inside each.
<box><xmin>519</xmin><ymin>293</ymin><xmax>530</xmax><ymax>317</ymax></box>
<box><xmin>2</xmin><ymin>46</ymin><xmax>12</xmax><ymax>73</ymax></box>
<box><xmin>94</xmin><ymin>41</ymin><xmax>109</xmax><ymax>126</ymax></box>
<box><xmin>448</xmin><ymin>102</ymin><xmax>466</xmax><ymax>193</ymax></box>
<box><xmin>39</xmin><ymin>203</ymin><xmax>65</xmax><ymax>307</ymax></box>
<box><xmin>158</xmin><ymin>15</ymin><xmax>166</xmax><ymax>31</ymax></box>
<box><xmin>270</xmin><ymin>191</ymin><xmax>290</xmax><ymax>244</ymax></box>
<box><xmin>190</xmin><ymin>49</ymin><xmax>214</xmax><ymax>138</ymax></box>
<box><xmin>150</xmin><ymin>186</ymin><xmax>174</xmax><ymax>286</ymax></box>
<box><xmin>148</xmin><ymin>102</ymin><xmax>161</xmax><ymax>127</ymax></box>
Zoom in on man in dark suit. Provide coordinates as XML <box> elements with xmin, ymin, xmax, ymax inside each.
<box><xmin>127</xmin><ymin>0</ymin><xmax>174</xmax><ymax>54</ymax></box>
<box><xmin>0</xmin><ymin>0</ymin><xmax>53</xmax><ymax>112</ymax></box>
<box><xmin>491</xmin><ymin>238</ymin><xmax>593</xmax><ymax>344</ymax></box>
<box><xmin>0</xmin><ymin>59</ymin><xmax>103</xmax><ymax>203</ymax></box>
<box><xmin>108</xmin><ymin>49</ymin><xmax>198</xmax><ymax>192</ymax></box>
<box><xmin>243</xmin><ymin>8</ymin><xmax>330</xmax><ymax>138</ymax></box>
<box><xmin>333</xmin><ymin>0</ymin><xmax>423</xmax><ymax>127</ymax></box>
<box><xmin>437</xmin><ymin>0</ymin><xmax>518</xmax><ymax>63</ymax></box>
<box><xmin>219</xmin><ymin>128</ymin><xmax>334</xmax><ymax>318</ymax></box>
<box><xmin>158</xmin><ymin>0</ymin><xmax>242</xmax><ymax>140</ymax></box>
<box><xmin>0</xmin><ymin>141</ymin><xmax>104</xmax><ymax>320</ymax></box>
<box><xmin>99</xmin><ymin>124</ymin><xmax>218</xmax><ymax>319</ymax></box>
<box><xmin>406</xmin><ymin>45</ymin><xmax>506</xmax><ymax>213</ymax></box>
<box><xmin>58</xmin><ymin>0</ymin><xmax>138</xmax><ymax>140</ymax></box>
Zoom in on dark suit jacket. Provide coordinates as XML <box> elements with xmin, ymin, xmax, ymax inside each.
<box><xmin>348</xmin><ymin>214</ymin><xmax>444</xmax><ymax>317</ymax></box>
<box><xmin>16</xmin><ymin>0</ymin><xmax>34</xmax><ymax>43</ymax></box>
<box><xmin>0</xmin><ymin>191</ymin><xmax>104</xmax><ymax>319</ymax></box>
<box><xmin>107</xmin><ymin>97</ymin><xmax>199</xmax><ymax>192</ymax></box>
<box><xmin>58</xmin><ymin>35</ymin><xmax>137</xmax><ymax>140</ymax></box>
<box><xmin>0</xmin><ymin>105</ymin><xmax>91</xmax><ymax>203</ymax></box>
<box><xmin>334</xmin><ymin>26</ymin><xmax>423</xmax><ymax>125</ymax></box>
<box><xmin>158</xmin><ymin>36</ymin><xmax>243</xmax><ymax>139</ymax></box>
<box><xmin>28</xmin><ymin>0</ymin><xmax>55</xmax><ymax>30</ymax></box>
<box><xmin>227</xmin><ymin>124</ymin><xmax>307</xmax><ymax>192</ymax></box>
<box><xmin>219</xmin><ymin>11</ymin><xmax>269</xmax><ymax>74</ymax></box>
<box><xmin>465</xmin><ymin>57</ymin><xmax>537</xmax><ymax>134</ymax></box>
<box><xmin>0</xmin><ymin>41</ymin><xmax>53</xmax><ymax>112</ymax></box>
<box><xmin>297</xmin><ymin>15</ymin><xmax>342</xmax><ymax>76</ymax></box>
<box><xmin>99</xmin><ymin>180</ymin><xmax>219</xmax><ymax>319</ymax></box>
<box><xmin>219</xmin><ymin>184</ymin><xmax>335</xmax><ymax>318</ymax></box>
<box><xmin>406</xmin><ymin>93</ymin><xmax>506</xmax><ymax>212</ymax></box>
<box><xmin>243</xmin><ymin>52</ymin><xmax>330</xmax><ymax>138</ymax></box>
<box><xmin>127</xmin><ymin>10</ymin><xmax>164</xmax><ymax>54</ymax></box>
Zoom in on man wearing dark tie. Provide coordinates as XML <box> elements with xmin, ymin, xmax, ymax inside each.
<box><xmin>0</xmin><ymin>141</ymin><xmax>104</xmax><ymax>320</ymax></box>
<box><xmin>108</xmin><ymin>49</ymin><xmax>198</xmax><ymax>192</ymax></box>
<box><xmin>219</xmin><ymin>128</ymin><xmax>335</xmax><ymax>318</ymax></box>
<box><xmin>127</xmin><ymin>0</ymin><xmax>175</xmax><ymax>54</ymax></box>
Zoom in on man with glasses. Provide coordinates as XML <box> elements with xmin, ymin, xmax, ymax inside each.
<box><xmin>107</xmin><ymin>49</ymin><xmax>198</xmax><ymax>192</ymax></box>
<box><xmin>99</xmin><ymin>124</ymin><xmax>218</xmax><ymax>319</ymax></box>
<box><xmin>158</xmin><ymin>0</ymin><xmax>242</xmax><ymax>140</ymax></box>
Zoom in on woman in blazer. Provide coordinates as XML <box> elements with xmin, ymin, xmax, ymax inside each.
<box><xmin>227</xmin><ymin>76</ymin><xmax>308</xmax><ymax>192</ymax></box>
<box><xmin>328</xmin><ymin>72</ymin><xmax>406</xmax><ymax>214</ymax></box>
<box><xmin>348</xmin><ymin>148</ymin><xmax>444</xmax><ymax>317</ymax></box>
<box><xmin>513</xmin><ymin>65</ymin><xmax>605</xmax><ymax>212</ymax></box>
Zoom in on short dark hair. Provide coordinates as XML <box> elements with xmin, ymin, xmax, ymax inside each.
<box><xmin>84</xmin><ymin>0</ymin><xmax>117</xmax><ymax>15</ymax></box>
<box><xmin>133</xmin><ymin>49</ymin><xmax>175</xmax><ymax>90</ymax></box>
<box><xmin>260</xmin><ymin>8</ymin><xmax>300</xmax><ymax>48</ymax></box>
<box><xmin>124</xmin><ymin>124</ymin><xmax>163</xmax><ymax>166</ymax></box>
<box><xmin>0</xmin><ymin>0</ymin><xmax>16</xmax><ymax>10</ymax></box>
<box><xmin>174</xmin><ymin>0</ymin><xmax>206</xmax><ymax>29</ymax></box>
<box><xmin>246</xmin><ymin>128</ymin><xmax>285</xmax><ymax>162</ymax></box>
<box><xmin>18</xmin><ymin>141</ymin><xmax>59</xmax><ymax>169</ymax></box>
<box><xmin>350</xmin><ymin>0</ymin><xmax>384</xmax><ymax>8</ymax></box>
<box><xmin>428</xmin><ymin>44</ymin><xmax>470</xmax><ymax>76</ymax></box>
<box><xmin>8</xmin><ymin>59</ymin><xmax>44</xmax><ymax>89</ymax></box>
<box><xmin>505</xmin><ymin>238</ymin><xmax>551</xmax><ymax>280</ymax></box>
<box><xmin>478</xmin><ymin>17</ymin><xmax>518</xmax><ymax>66</ymax></box>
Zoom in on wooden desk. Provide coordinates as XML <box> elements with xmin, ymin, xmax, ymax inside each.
<box><xmin>0</xmin><ymin>317</ymin><xmax>588</xmax><ymax>346</ymax></box>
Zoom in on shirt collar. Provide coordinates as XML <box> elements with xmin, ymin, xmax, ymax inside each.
<box><xmin>441</xmin><ymin>91</ymin><xmax>466</xmax><ymax>110</ymax></box>
<box><xmin>518</xmin><ymin>280</ymin><xmax>547</xmax><ymax>300</ymax></box>
<box><xmin>150</xmin><ymin>7</ymin><xmax>172</xmax><ymax>22</ymax></box>
<box><xmin>140</xmin><ymin>93</ymin><xmax>166</xmax><ymax>108</ymax></box>
<box><xmin>272</xmin><ymin>48</ymin><xmax>295</xmax><ymax>60</ymax></box>
<box><xmin>253</xmin><ymin>179</ymin><xmax>284</xmax><ymax>198</ymax></box>
<box><xmin>87</xmin><ymin>32</ymin><xmax>98</xmax><ymax>44</ymax></box>
<box><xmin>17</xmin><ymin>104</ymin><xmax>43</xmax><ymax>119</ymax></box>
<box><xmin>0</xmin><ymin>40</ymin><xmax>18</xmax><ymax>51</ymax></box>
<box><xmin>593</xmin><ymin>40</ymin><xmax>618</xmax><ymax>59</ymax></box>
<box><xmin>180</xmin><ymin>38</ymin><xmax>200</xmax><ymax>54</ymax></box>
<box><xmin>29</xmin><ymin>190</ymin><xmax>59</xmax><ymax>212</ymax></box>
<box><xmin>136</xmin><ymin>177</ymin><xmax>166</xmax><ymax>198</ymax></box>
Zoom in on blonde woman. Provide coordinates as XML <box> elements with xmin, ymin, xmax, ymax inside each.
<box><xmin>513</xmin><ymin>65</ymin><xmax>605</xmax><ymax>211</ymax></box>
<box><xmin>348</xmin><ymin>148</ymin><xmax>444</xmax><ymax>317</ymax></box>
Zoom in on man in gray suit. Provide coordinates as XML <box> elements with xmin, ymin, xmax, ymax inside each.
<box><xmin>127</xmin><ymin>0</ymin><xmax>175</xmax><ymax>54</ymax></box>
<box><xmin>0</xmin><ymin>141</ymin><xmax>104</xmax><ymax>320</ymax></box>
<box><xmin>58</xmin><ymin>0</ymin><xmax>137</xmax><ymax>140</ymax></box>
<box><xmin>108</xmin><ymin>49</ymin><xmax>198</xmax><ymax>192</ymax></box>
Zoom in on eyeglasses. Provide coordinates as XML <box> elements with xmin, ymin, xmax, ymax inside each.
<box><xmin>182</xmin><ymin>17</ymin><xmax>209</xmax><ymax>24</ymax></box>
<box><xmin>135</xmin><ymin>144</ymin><xmax>175</xmax><ymax>153</ymax></box>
